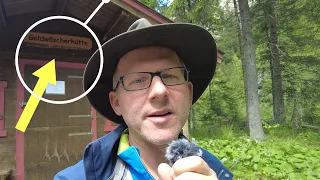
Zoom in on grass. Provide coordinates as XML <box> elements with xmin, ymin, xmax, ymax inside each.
<box><xmin>190</xmin><ymin>124</ymin><xmax>320</xmax><ymax>180</ymax></box>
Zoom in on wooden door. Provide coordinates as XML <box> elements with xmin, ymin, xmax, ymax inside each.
<box><xmin>23</xmin><ymin>64</ymin><xmax>92</xmax><ymax>180</ymax></box>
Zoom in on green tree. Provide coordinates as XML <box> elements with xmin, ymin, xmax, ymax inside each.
<box><xmin>252</xmin><ymin>0</ymin><xmax>320</xmax><ymax>127</ymax></box>
<box><xmin>267</xmin><ymin>0</ymin><xmax>286</xmax><ymax>125</ymax></box>
<box><xmin>237</xmin><ymin>0</ymin><xmax>266</xmax><ymax>141</ymax></box>
<box><xmin>139</xmin><ymin>0</ymin><xmax>320</xmax><ymax>133</ymax></box>
<box><xmin>165</xmin><ymin>0</ymin><xmax>224</xmax><ymax>33</ymax></box>
<box><xmin>138</xmin><ymin>0</ymin><xmax>170</xmax><ymax>13</ymax></box>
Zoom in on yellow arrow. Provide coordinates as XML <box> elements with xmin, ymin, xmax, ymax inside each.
<box><xmin>16</xmin><ymin>59</ymin><xmax>56</xmax><ymax>132</ymax></box>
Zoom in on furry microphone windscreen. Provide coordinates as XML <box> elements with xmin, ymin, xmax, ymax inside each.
<box><xmin>165</xmin><ymin>138</ymin><xmax>203</xmax><ymax>166</ymax></box>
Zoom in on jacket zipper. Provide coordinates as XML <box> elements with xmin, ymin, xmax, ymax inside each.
<box><xmin>133</xmin><ymin>148</ymin><xmax>155</xmax><ymax>180</ymax></box>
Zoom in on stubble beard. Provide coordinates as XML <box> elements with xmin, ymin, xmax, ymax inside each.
<box><xmin>123</xmin><ymin>103</ymin><xmax>191</xmax><ymax>146</ymax></box>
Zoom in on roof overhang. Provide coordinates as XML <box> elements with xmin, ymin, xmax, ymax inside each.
<box><xmin>0</xmin><ymin>0</ymin><xmax>222</xmax><ymax>60</ymax></box>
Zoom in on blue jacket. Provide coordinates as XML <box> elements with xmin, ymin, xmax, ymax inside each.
<box><xmin>54</xmin><ymin>123</ymin><xmax>233</xmax><ymax>180</ymax></box>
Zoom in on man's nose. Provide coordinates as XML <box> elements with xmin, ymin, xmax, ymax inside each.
<box><xmin>148</xmin><ymin>76</ymin><xmax>168</xmax><ymax>101</ymax></box>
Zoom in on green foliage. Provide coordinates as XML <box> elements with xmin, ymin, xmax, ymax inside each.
<box><xmin>166</xmin><ymin>0</ymin><xmax>224</xmax><ymax>33</ymax></box>
<box><xmin>192</xmin><ymin>57</ymin><xmax>247</xmax><ymax>129</ymax></box>
<box><xmin>133</xmin><ymin>1</ymin><xmax>320</xmax><ymax>178</ymax></box>
<box><xmin>139</xmin><ymin>0</ymin><xmax>320</xmax><ymax>129</ymax></box>
<box><xmin>135</xmin><ymin>1</ymin><xmax>319</xmax><ymax>178</ymax></box>
<box><xmin>138</xmin><ymin>0</ymin><xmax>170</xmax><ymax>13</ymax></box>
<box><xmin>139</xmin><ymin>0</ymin><xmax>320</xmax><ymax>123</ymax></box>
<box><xmin>251</xmin><ymin>0</ymin><xmax>320</xmax><ymax>125</ymax></box>
<box><xmin>192</xmin><ymin>127</ymin><xmax>320</xmax><ymax>179</ymax></box>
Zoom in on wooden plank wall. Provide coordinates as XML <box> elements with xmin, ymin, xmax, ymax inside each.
<box><xmin>0</xmin><ymin>51</ymin><xmax>17</xmax><ymax>177</ymax></box>
<box><xmin>0</xmin><ymin>50</ymin><xmax>92</xmax><ymax>178</ymax></box>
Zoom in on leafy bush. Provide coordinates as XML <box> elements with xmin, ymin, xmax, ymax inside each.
<box><xmin>192</xmin><ymin>128</ymin><xmax>320</xmax><ymax>179</ymax></box>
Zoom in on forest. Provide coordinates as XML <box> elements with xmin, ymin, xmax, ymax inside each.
<box><xmin>140</xmin><ymin>0</ymin><xmax>319</xmax><ymax>179</ymax></box>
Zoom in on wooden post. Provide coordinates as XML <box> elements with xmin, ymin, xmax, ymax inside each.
<box><xmin>0</xmin><ymin>81</ymin><xmax>7</xmax><ymax>137</ymax></box>
<box><xmin>183</xmin><ymin>120</ymin><xmax>189</xmax><ymax>138</ymax></box>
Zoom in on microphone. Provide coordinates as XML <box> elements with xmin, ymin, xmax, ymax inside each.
<box><xmin>165</xmin><ymin>138</ymin><xmax>203</xmax><ymax>166</ymax></box>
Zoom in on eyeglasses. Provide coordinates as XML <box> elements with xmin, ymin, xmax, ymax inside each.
<box><xmin>114</xmin><ymin>67</ymin><xmax>189</xmax><ymax>91</ymax></box>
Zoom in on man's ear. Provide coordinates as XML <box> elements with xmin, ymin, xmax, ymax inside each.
<box><xmin>188</xmin><ymin>82</ymin><xmax>193</xmax><ymax>104</ymax></box>
<box><xmin>109</xmin><ymin>91</ymin><xmax>122</xmax><ymax>116</ymax></box>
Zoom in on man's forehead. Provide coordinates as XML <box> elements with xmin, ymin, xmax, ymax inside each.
<box><xmin>117</xmin><ymin>46</ymin><xmax>182</xmax><ymax>68</ymax></box>
<box><xmin>121</xmin><ymin>46</ymin><xmax>178</xmax><ymax>61</ymax></box>
<box><xmin>112</xmin><ymin>46</ymin><xmax>184</xmax><ymax>80</ymax></box>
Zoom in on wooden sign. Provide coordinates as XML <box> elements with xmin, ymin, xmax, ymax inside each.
<box><xmin>24</xmin><ymin>32</ymin><xmax>92</xmax><ymax>50</ymax></box>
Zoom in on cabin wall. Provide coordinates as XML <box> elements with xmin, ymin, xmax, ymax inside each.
<box><xmin>0</xmin><ymin>51</ymin><xmax>17</xmax><ymax>176</ymax></box>
<box><xmin>0</xmin><ymin>50</ymin><xmax>99</xmax><ymax>178</ymax></box>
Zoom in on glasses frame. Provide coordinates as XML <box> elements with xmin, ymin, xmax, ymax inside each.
<box><xmin>114</xmin><ymin>67</ymin><xmax>190</xmax><ymax>91</ymax></box>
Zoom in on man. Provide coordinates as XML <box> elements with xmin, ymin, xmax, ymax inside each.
<box><xmin>55</xmin><ymin>18</ymin><xmax>233</xmax><ymax>180</ymax></box>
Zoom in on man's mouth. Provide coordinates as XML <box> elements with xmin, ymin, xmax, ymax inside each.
<box><xmin>148</xmin><ymin>110</ymin><xmax>173</xmax><ymax>117</ymax></box>
<box><xmin>148</xmin><ymin>112</ymin><xmax>172</xmax><ymax>117</ymax></box>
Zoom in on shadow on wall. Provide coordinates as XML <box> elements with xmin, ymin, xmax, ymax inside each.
<box><xmin>0</xmin><ymin>169</ymin><xmax>14</xmax><ymax>180</ymax></box>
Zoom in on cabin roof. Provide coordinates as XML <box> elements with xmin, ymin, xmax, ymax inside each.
<box><xmin>0</xmin><ymin>0</ymin><xmax>223</xmax><ymax>60</ymax></box>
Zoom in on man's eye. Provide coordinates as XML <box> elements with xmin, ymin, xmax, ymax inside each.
<box><xmin>162</xmin><ymin>74</ymin><xmax>177</xmax><ymax>79</ymax></box>
<box><xmin>135</xmin><ymin>79</ymin><xmax>144</xmax><ymax>83</ymax></box>
<box><xmin>130</xmin><ymin>78</ymin><xmax>146</xmax><ymax>85</ymax></box>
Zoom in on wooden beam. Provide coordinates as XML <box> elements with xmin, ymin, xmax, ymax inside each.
<box><xmin>0</xmin><ymin>0</ymin><xmax>7</xmax><ymax>28</ymax></box>
<box><xmin>102</xmin><ymin>9</ymin><xmax>129</xmax><ymax>41</ymax></box>
<box><xmin>301</xmin><ymin>124</ymin><xmax>320</xmax><ymax>130</ymax></box>
<box><xmin>55</xmin><ymin>0</ymin><xmax>68</xmax><ymax>15</ymax></box>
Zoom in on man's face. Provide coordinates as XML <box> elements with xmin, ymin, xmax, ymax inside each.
<box><xmin>109</xmin><ymin>46</ymin><xmax>193</xmax><ymax>146</ymax></box>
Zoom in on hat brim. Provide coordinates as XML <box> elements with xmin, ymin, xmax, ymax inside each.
<box><xmin>83</xmin><ymin>23</ymin><xmax>217</xmax><ymax>124</ymax></box>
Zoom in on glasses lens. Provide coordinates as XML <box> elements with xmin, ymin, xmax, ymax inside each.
<box><xmin>123</xmin><ymin>73</ymin><xmax>151</xmax><ymax>90</ymax></box>
<box><xmin>161</xmin><ymin>68</ymin><xmax>187</xmax><ymax>86</ymax></box>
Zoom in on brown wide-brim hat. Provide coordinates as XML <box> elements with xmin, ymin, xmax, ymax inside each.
<box><xmin>83</xmin><ymin>18</ymin><xmax>217</xmax><ymax>124</ymax></box>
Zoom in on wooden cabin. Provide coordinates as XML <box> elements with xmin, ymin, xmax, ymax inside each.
<box><xmin>0</xmin><ymin>0</ymin><xmax>223</xmax><ymax>179</ymax></box>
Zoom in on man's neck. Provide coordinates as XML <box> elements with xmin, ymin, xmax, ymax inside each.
<box><xmin>127</xmin><ymin>133</ymin><xmax>170</xmax><ymax>179</ymax></box>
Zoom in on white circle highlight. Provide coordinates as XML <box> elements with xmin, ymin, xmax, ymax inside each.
<box><xmin>15</xmin><ymin>16</ymin><xmax>104</xmax><ymax>105</ymax></box>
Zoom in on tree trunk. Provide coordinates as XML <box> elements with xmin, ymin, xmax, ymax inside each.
<box><xmin>238</xmin><ymin>0</ymin><xmax>266</xmax><ymax>141</ymax></box>
<box><xmin>268</xmin><ymin>0</ymin><xmax>286</xmax><ymax>124</ymax></box>
<box><xmin>186</xmin><ymin>0</ymin><xmax>193</xmax><ymax>23</ymax></box>
<box><xmin>208</xmin><ymin>82</ymin><xmax>214</xmax><ymax>132</ymax></box>
<box><xmin>208</xmin><ymin>82</ymin><xmax>214</xmax><ymax>109</ymax></box>
<box><xmin>182</xmin><ymin>121</ymin><xmax>189</xmax><ymax>138</ymax></box>
<box><xmin>190</xmin><ymin>106</ymin><xmax>195</xmax><ymax>133</ymax></box>
<box><xmin>299</xmin><ymin>103</ymin><xmax>303</xmax><ymax>123</ymax></box>
<box><xmin>188</xmin><ymin>109</ymin><xmax>191</xmax><ymax>134</ymax></box>
<box><xmin>291</xmin><ymin>96</ymin><xmax>299</xmax><ymax>134</ymax></box>
<box><xmin>233</xmin><ymin>0</ymin><xmax>244</xmax><ymax>64</ymax></box>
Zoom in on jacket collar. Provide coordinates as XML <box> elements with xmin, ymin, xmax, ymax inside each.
<box><xmin>82</xmin><ymin>123</ymin><xmax>184</xmax><ymax>180</ymax></box>
<box><xmin>83</xmin><ymin>123</ymin><xmax>128</xmax><ymax>180</ymax></box>
<box><xmin>82</xmin><ymin>123</ymin><xmax>232</xmax><ymax>180</ymax></box>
